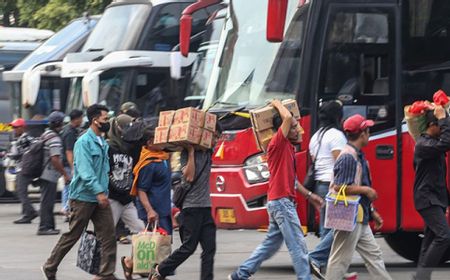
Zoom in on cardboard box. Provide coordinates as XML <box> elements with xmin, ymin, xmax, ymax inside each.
<box><xmin>254</xmin><ymin>128</ymin><xmax>275</xmax><ymax>152</ymax></box>
<box><xmin>154</xmin><ymin>126</ymin><xmax>170</xmax><ymax>144</ymax></box>
<box><xmin>203</xmin><ymin>112</ymin><xmax>217</xmax><ymax>132</ymax></box>
<box><xmin>282</xmin><ymin>99</ymin><xmax>301</xmax><ymax>119</ymax></box>
<box><xmin>199</xmin><ymin>129</ymin><xmax>214</xmax><ymax>149</ymax></box>
<box><xmin>173</xmin><ymin>107</ymin><xmax>205</xmax><ymax>127</ymax></box>
<box><xmin>169</xmin><ymin>123</ymin><xmax>202</xmax><ymax>145</ymax></box>
<box><xmin>158</xmin><ymin>110</ymin><xmax>175</xmax><ymax>126</ymax></box>
<box><xmin>250</xmin><ymin>99</ymin><xmax>300</xmax><ymax>131</ymax></box>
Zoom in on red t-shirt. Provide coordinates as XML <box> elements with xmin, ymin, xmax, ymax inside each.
<box><xmin>267</xmin><ymin>128</ymin><xmax>297</xmax><ymax>201</ymax></box>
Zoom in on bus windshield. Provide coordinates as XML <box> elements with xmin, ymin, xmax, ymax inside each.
<box><xmin>82</xmin><ymin>4</ymin><xmax>151</xmax><ymax>52</ymax></box>
<box><xmin>14</xmin><ymin>18</ymin><xmax>97</xmax><ymax>71</ymax></box>
<box><xmin>203</xmin><ymin>0</ymin><xmax>297</xmax><ymax>109</ymax></box>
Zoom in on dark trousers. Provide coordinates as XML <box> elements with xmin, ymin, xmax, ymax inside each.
<box><xmin>158</xmin><ymin>207</ymin><xmax>216</xmax><ymax>280</ymax></box>
<box><xmin>16</xmin><ymin>173</ymin><xmax>37</xmax><ymax>217</ymax></box>
<box><xmin>39</xmin><ymin>179</ymin><xmax>57</xmax><ymax>231</ymax></box>
<box><xmin>416</xmin><ymin>205</ymin><xmax>450</xmax><ymax>280</ymax></box>
<box><xmin>44</xmin><ymin>200</ymin><xmax>117</xmax><ymax>277</ymax></box>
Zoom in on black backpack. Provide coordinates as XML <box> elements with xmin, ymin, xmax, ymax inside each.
<box><xmin>21</xmin><ymin>131</ymin><xmax>58</xmax><ymax>178</ymax></box>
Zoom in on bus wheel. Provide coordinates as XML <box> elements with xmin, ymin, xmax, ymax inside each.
<box><xmin>385</xmin><ymin>231</ymin><xmax>450</xmax><ymax>263</ymax></box>
<box><xmin>385</xmin><ymin>232</ymin><xmax>422</xmax><ymax>262</ymax></box>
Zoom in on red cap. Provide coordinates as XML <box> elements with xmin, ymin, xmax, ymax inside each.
<box><xmin>9</xmin><ymin>118</ymin><xmax>26</xmax><ymax>128</ymax></box>
<box><xmin>343</xmin><ymin>114</ymin><xmax>374</xmax><ymax>133</ymax></box>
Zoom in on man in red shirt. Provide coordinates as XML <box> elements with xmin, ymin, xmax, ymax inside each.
<box><xmin>229</xmin><ymin>100</ymin><xmax>323</xmax><ymax>280</ymax></box>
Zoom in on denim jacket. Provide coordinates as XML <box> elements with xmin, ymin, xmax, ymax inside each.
<box><xmin>69</xmin><ymin>128</ymin><xmax>110</xmax><ymax>203</ymax></box>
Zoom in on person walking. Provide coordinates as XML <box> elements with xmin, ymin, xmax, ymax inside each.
<box><xmin>229</xmin><ymin>100</ymin><xmax>322</xmax><ymax>280</ymax></box>
<box><xmin>60</xmin><ymin>109</ymin><xmax>83</xmax><ymax>218</ymax></box>
<box><xmin>307</xmin><ymin>101</ymin><xmax>346</xmax><ymax>277</ymax></box>
<box><xmin>9</xmin><ymin>118</ymin><xmax>37</xmax><ymax>224</ymax></box>
<box><xmin>107</xmin><ymin>114</ymin><xmax>146</xmax><ymax>236</ymax></box>
<box><xmin>121</xmin><ymin>127</ymin><xmax>172</xmax><ymax>280</ymax></box>
<box><xmin>38</xmin><ymin>111</ymin><xmax>70</xmax><ymax>235</ymax></box>
<box><xmin>42</xmin><ymin>104</ymin><xmax>117</xmax><ymax>280</ymax></box>
<box><xmin>150</xmin><ymin>123</ymin><xmax>223</xmax><ymax>280</ymax></box>
<box><xmin>413</xmin><ymin>106</ymin><xmax>450</xmax><ymax>280</ymax></box>
<box><xmin>325</xmin><ymin>114</ymin><xmax>390</xmax><ymax>280</ymax></box>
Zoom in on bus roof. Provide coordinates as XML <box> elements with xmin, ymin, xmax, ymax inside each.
<box><xmin>0</xmin><ymin>27</ymin><xmax>54</xmax><ymax>43</ymax></box>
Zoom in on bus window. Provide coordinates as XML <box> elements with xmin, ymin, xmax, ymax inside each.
<box><xmin>402</xmin><ymin>0</ymin><xmax>450</xmax><ymax>106</ymax></box>
<box><xmin>132</xmin><ymin>70</ymin><xmax>169</xmax><ymax>118</ymax></box>
<box><xmin>98</xmin><ymin>70</ymin><xmax>130</xmax><ymax>115</ymax></box>
<box><xmin>145</xmin><ymin>3</ymin><xmax>182</xmax><ymax>51</ymax></box>
<box><xmin>26</xmin><ymin>78</ymin><xmax>70</xmax><ymax>119</ymax></box>
<box><xmin>265</xmin><ymin>5</ymin><xmax>308</xmax><ymax>98</ymax></box>
<box><xmin>319</xmin><ymin>8</ymin><xmax>395</xmax><ymax>133</ymax></box>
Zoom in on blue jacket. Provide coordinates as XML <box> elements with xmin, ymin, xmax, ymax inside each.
<box><xmin>69</xmin><ymin>128</ymin><xmax>110</xmax><ymax>203</ymax></box>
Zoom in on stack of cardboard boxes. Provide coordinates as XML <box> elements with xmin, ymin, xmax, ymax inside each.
<box><xmin>250</xmin><ymin>99</ymin><xmax>301</xmax><ymax>151</ymax></box>
<box><xmin>154</xmin><ymin>107</ymin><xmax>217</xmax><ymax>149</ymax></box>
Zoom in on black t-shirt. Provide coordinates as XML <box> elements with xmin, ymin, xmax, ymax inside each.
<box><xmin>108</xmin><ymin>145</ymin><xmax>134</xmax><ymax>205</ymax></box>
<box><xmin>61</xmin><ymin>124</ymin><xmax>79</xmax><ymax>167</ymax></box>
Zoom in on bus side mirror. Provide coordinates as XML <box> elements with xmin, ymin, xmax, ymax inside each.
<box><xmin>180</xmin><ymin>15</ymin><xmax>193</xmax><ymax>57</ymax></box>
<box><xmin>170</xmin><ymin>51</ymin><xmax>183</xmax><ymax>79</ymax></box>
<box><xmin>82</xmin><ymin>71</ymin><xmax>101</xmax><ymax>106</ymax></box>
<box><xmin>267</xmin><ymin>0</ymin><xmax>288</xmax><ymax>42</ymax></box>
<box><xmin>180</xmin><ymin>0</ymin><xmax>221</xmax><ymax>57</ymax></box>
<box><xmin>22</xmin><ymin>68</ymin><xmax>41</xmax><ymax>106</ymax></box>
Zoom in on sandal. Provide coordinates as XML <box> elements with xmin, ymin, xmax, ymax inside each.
<box><xmin>121</xmin><ymin>256</ymin><xmax>133</xmax><ymax>280</ymax></box>
<box><xmin>119</xmin><ymin>236</ymin><xmax>131</xmax><ymax>245</ymax></box>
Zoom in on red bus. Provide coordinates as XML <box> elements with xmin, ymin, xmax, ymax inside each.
<box><xmin>194</xmin><ymin>0</ymin><xmax>450</xmax><ymax>262</ymax></box>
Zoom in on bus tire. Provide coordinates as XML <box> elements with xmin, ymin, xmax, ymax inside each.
<box><xmin>385</xmin><ymin>232</ymin><xmax>421</xmax><ymax>262</ymax></box>
<box><xmin>385</xmin><ymin>232</ymin><xmax>450</xmax><ymax>263</ymax></box>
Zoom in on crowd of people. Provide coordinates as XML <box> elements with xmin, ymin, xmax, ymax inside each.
<box><xmin>7</xmin><ymin>99</ymin><xmax>450</xmax><ymax>280</ymax></box>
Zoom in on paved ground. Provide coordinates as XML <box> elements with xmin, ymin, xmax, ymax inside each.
<box><xmin>0</xmin><ymin>203</ymin><xmax>449</xmax><ymax>280</ymax></box>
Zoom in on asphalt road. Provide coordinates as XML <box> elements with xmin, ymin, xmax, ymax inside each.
<box><xmin>0</xmin><ymin>203</ymin><xmax>449</xmax><ymax>280</ymax></box>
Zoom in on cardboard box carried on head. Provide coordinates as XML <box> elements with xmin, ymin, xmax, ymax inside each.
<box><xmin>249</xmin><ymin>99</ymin><xmax>301</xmax><ymax>152</ymax></box>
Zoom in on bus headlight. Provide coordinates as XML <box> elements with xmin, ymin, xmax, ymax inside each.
<box><xmin>243</xmin><ymin>153</ymin><xmax>270</xmax><ymax>184</ymax></box>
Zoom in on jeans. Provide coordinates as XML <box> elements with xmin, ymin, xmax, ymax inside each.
<box><xmin>416</xmin><ymin>206</ymin><xmax>450</xmax><ymax>280</ymax></box>
<box><xmin>234</xmin><ymin>198</ymin><xmax>311</xmax><ymax>280</ymax></box>
<box><xmin>61</xmin><ymin>167</ymin><xmax>71</xmax><ymax>212</ymax></box>
<box><xmin>309</xmin><ymin>229</ymin><xmax>333</xmax><ymax>268</ymax></box>
<box><xmin>158</xmin><ymin>207</ymin><xmax>216</xmax><ymax>280</ymax></box>
<box><xmin>309</xmin><ymin>182</ymin><xmax>333</xmax><ymax>268</ymax></box>
<box><xmin>315</xmin><ymin>182</ymin><xmax>331</xmax><ymax>238</ymax></box>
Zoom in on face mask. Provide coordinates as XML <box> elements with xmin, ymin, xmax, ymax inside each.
<box><xmin>97</xmin><ymin>121</ymin><xmax>110</xmax><ymax>133</ymax></box>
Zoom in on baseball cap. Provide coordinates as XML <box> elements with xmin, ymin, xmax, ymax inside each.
<box><xmin>343</xmin><ymin>114</ymin><xmax>374</xmax><ymax>133</ymax></box>
<box><xmin>9</xmin><ymin>118</ymin><xmax>26</xmax><ymax>128</ymax></box>
<box><xmin>48</xmin><ymin>111</ymin><xmax>65</xmax><ymax>124</ymax></box>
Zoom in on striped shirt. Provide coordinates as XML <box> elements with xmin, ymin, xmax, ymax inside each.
<box><xmin>333</xmin><ymin>145</ymin><xmax>372</xmax><ymax>224</ymax></box>
<box><xmin>40</xmin><ymin>129</ymin><xmax>63</xmax><ymax>183</ymax></box>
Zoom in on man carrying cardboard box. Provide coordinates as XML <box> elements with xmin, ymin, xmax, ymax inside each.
<box><xmin>229</xmin><ymin>100</ymin><xmax>323</xmax><ymax>280</ymax></box>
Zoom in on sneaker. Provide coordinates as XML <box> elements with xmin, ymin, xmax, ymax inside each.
<box><xmin>37</xmin><ymin>229</ymin><xmax>60</xmax><ymax>236</ymax></box>
<box><xmin>228</xmin><ymin>272</ymin><xmax>242</xmax><ymax>280</ymax></box>
<box><xmin>41</xmin><ymin>265</ymin><xmax>56</xmax><ymax>280</ymax></box>
<box><xmin>309</xmin><ymin>260</ymin><xmax>325</xmax><ymax>280</ymax></box>
<box><xmin>344</xmin><ymin>272</ymin><xmax>358</xmax><ymax>280</ymax></box>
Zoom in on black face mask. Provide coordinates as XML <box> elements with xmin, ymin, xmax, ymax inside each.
<box><xmin>97</xmin><ymin>121</ymin><xmax>110</xmax><ymax>133</ymax></box>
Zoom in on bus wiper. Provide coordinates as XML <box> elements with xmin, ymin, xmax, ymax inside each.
<box><xmin>86</xmin><ymin>48</ymin><xmax>104</xmax><ymax>52</ymax></box>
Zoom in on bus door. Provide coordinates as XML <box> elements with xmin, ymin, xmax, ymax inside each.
<box><xmin>314</xmin><ymin>2</ymin><xmax>399</xmax><ymax>232</ymax></box>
